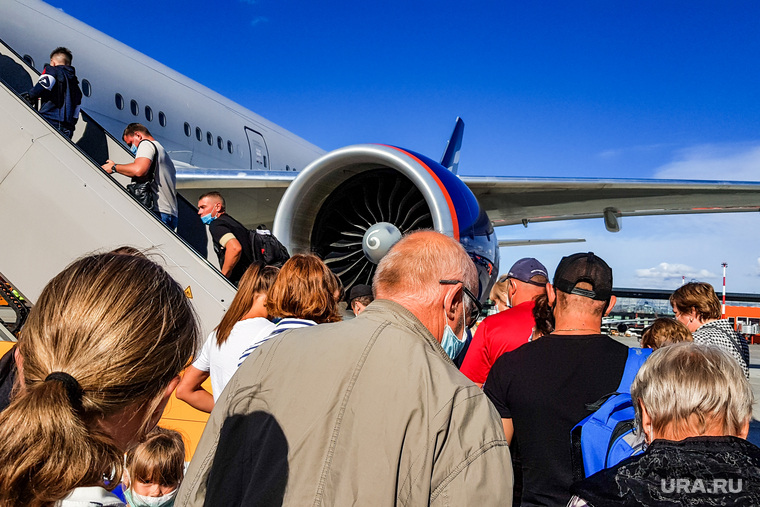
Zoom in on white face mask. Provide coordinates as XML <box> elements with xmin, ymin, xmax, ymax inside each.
<box><xmin>440</xmin><ymin>309</ymin><xmax>466</xmax><ymax>360</ymax></box>
<box><xmin>504</xmin><ymin>280</ymin><xmax>515</xmax><ymax>309</ymax></box>
<box><xmin>124</xmin><ymin>487</ymin><xmax>177</xmax><ymax>507</ymax></box>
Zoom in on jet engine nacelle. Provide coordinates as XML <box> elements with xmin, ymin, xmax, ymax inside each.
<box><xmin>273</xmin><ymin>144</ymin><xmax>500</xmax><ymax>300</ymax></box>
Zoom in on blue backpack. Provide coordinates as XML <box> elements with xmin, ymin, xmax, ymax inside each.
<box><xmin>570</xmin><ymin>347</ymin><xmax>652</xmax><ymax>481</ymax></box>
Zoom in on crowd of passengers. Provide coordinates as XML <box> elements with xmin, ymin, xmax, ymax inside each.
<box><xmin>0</xmin><ymin>231</ymin><xmax>758</xmax><ymax>506</ymax></box>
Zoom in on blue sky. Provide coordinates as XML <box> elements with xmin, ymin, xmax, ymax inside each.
<box><xmin>54</xmin><ymin>0</ymin><xmax>760</xmax><ymax>292</ymax></box>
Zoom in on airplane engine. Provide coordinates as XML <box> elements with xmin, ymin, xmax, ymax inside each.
<box><xmin>273</xmin><ymin>144</ymin><xmax>499</xmax><ymax>300</ymax></box>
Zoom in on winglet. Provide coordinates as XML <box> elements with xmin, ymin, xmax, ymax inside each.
<box><xmin>440</xmin><ymin>117</ymin><xmax>465</xmax><ymax>174</ymax></box>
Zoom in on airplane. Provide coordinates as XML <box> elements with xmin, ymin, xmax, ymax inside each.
<box><xmin>2</xmin><ymin>0</ymin><xmax>760</xmax><ymax>301</ymax></box>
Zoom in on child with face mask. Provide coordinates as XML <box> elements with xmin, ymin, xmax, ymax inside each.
<box><xmin>123</xmin><ymin>427</ymin><xmax>185</xmax><ymax>507</ymax></box>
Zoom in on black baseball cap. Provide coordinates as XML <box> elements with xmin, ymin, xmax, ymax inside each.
<box><xmin>553</xmin><ymin>252</ymin><xmax>612</xmax><ymax>301</ymax></box>
<box><xmin>348</xmin><ymin>284</ymin><xmax>373</xmax><ymax>303</ymax></box>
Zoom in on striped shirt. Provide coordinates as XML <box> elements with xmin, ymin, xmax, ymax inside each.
<box><xmin>238</xmin><ymin>318</ymin><xmax>317</xmax><ymax>366</ymax></box>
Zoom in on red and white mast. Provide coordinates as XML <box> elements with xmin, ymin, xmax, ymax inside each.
<box><xmin>721</xmin><ymin>262</ymin><xmax>728</xmax><ymax>318</ymax></box>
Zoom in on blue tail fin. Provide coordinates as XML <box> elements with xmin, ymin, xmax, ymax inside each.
<box><xmin>440</xmin><ymin>117</ymin><xmax>464</xmax><ymax>174</ymax></box>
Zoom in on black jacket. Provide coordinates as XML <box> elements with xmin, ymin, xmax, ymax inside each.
<box><xmin>571</xmin><ymin>436</ymin><xmax>760</xmax><ymax>506</ymax></box>
<box><xmin>28</xmin><ymin>64</ymin><xmax>82</xmax><ymax>128</ymax></box>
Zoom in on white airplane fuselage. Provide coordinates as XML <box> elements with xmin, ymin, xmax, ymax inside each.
<box><xmin>0</xmin><ymin>0</ymin><xmax>324</xmax><ymax>176</ymax></box>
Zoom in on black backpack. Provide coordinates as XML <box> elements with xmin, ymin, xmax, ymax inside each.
<box><xmin>249</xmin><ymin>225</ymin><xmax>290</xmax><ymax>267</ymax></box>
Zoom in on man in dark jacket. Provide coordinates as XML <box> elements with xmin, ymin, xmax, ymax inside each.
<box><xmin>26</xmin><ymin>47</ymin><xmax>82</xmax><ymax>138</ymax></box>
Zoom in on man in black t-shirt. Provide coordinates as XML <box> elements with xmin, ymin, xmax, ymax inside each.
<box><xmin>197</xmin><ymin>191</ymin><xmax>253</xmax><ymax>285</ymax></box>
<box><xmin>484</xmin><ymin>252</ymin><xmax>629</xmax><ymax>507</ymax></box>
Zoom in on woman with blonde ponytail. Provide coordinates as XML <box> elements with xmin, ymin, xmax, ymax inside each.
<box><xmin>0</xmin><ymin>252</ymin><xmax>198</xmax><ymax>507</ymax></box>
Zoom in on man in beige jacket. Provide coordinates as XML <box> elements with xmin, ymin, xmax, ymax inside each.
<box><xmin>177</xmin><ymin>231</ymin><xmax>513</xmax><ymax>506</ymax></box>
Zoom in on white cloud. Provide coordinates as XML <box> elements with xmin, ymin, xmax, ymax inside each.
<box><xmin>635</xmin><ymin>262</ymin><xmax>717</xmax><ymax>282</ymax></box>
<box><xmin>654</xmin><ymin>142</ymin><xmax>760</xmax><ymax>181</ymax></box>
<box><xmin>597</xmin><ymin>143</ymin><xmax>674</xmax><ymax>160</ymax></box>
<box><xmin>251</xmin><ymin>16</ymin><xmax>269</xmax><ymax>26</ymax></box>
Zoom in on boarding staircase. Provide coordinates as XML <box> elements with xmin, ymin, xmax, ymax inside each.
<box><xmin>0</xmin><ymin>36</ymin><xmax>236</xmax><ymax>341</ymax></box>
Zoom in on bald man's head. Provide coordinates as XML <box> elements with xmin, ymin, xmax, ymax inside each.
<box><xmin>373</xmin><ymin>230</ymin><xmax>477</xmax><ymax>307</ymax></box>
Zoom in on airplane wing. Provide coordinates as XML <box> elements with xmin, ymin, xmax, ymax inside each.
<box><xmin>175</xmin><ymin>164</ymin><xmax>296</xmax><ymax>228</ymax></box>
<box><xmin>177</xmin><ymin>166</ymin><xmax>760</xmax><ymax>234</ymax></box>
<box><xmin>175</xmin><ymin>164</ymin><xmax>296</xmax><ymax>189</ymax></box>
<box><xmin>462</xmin><ymin>176</ymin><xmax>760</xmax><ymax>231</ymax></box>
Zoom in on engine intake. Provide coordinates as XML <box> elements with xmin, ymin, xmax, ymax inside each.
<box><xmin>273</xmin><ymin>144</ymin><xmax>499</xmax><ymax>299</ymax></box>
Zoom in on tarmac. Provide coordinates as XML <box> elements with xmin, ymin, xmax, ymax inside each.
<box><xmin>615</xmin><ymin>335</ymin><xmax>760</xmax><ymax>446</ymax></box>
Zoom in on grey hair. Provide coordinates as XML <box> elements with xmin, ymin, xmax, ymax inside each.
<box><xmin>632</xmin><ymin>342</ymin><xmax>753</xmax><ymax>437</ymax></box>
<box><xmin>373</xmin><ymin>230</ymin><xmax>478</xmax><ymax>310</ymax></box>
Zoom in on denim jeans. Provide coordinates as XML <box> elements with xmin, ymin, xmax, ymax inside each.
<box><xmin>160</xmin><ymin>213</ymin><xmax>178</xmax><ymax>231</ymax></box>
<box><xmin>50</xmin><ymin>121</ymin><xmax>73</xmax><ymax>139</ymax></box>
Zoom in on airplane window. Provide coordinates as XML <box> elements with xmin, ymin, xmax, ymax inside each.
<box><xmin>184</xmin><ymin>122</ymin><xmax>191</xmax><ymax>137</ymax></box>
<box><xmin>82</xmin><ymin>79</ymin><xmax>92</xmax><ymax>97</ymax></box>
<box><xmin>22</xmin><ymin>55</ymin><xmax>34</xmax><ymax>68</ymax></box>
<box><xmin>159</xmin><ymin>111</ymin><xmax>167</xmax><ymax>127</ymax></box>
<box><xmin>130</xmin><ymin>99</ymin><xmax>139</xmax><ymax>116</ymax></box>
<box><xmin>195</xmin><ymin>127</ymin><xmax>202</xmax><ymax>141</ymax></box>
<box><xmin>286</xmin><ymin>165</ymin><xmax>290</xmax><ymax>171</ymax></box>
<box><xmin>264</xmin><ymin>156</ymin><xmax>267</xmax><ymax>168</ymax></box>
<box><xmin>227</xmin><ymin>140</ymin><xmax>233</xmax><ymax>154</ymax></box>
<box><xmin>206</xmin><ymin>132</ymin><xmax>212</xmax><ymax>146</ymax></box>
<box><xmin>115</xmin><ymin>93</ymin><xmax>124</xmax><ymax>110</ymax></box>
<box><xmin>145</xmin><ymin>106</ymin><xmax>153</xmax><ymax>122</ymax></box>
<box><xmin>217</xmin><ymin>136</ymin><xmax>223</xmax><ymax>150</ymax></box>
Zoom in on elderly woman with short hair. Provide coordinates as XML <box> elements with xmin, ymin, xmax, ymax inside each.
<box><xmin>670</xmin><ymin>282</ymin><xmax>749</xmax><ymax>377</ymax></box>
<box><xmin>568</xmin><ymin>343</ymin><xmax>760</xmax><ymax>506</ymax></box>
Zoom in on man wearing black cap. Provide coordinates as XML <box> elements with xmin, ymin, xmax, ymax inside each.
<box><xmin>484</xmin><ymin>252</ymin><xmax>629</xmax><ymax>507</ymax></box>
<box><xmin>348</xmin><ymin>284</ymin><xmax>374</xmax><ymax>316</ymax></box>
<box><xmin>460</xmin><ymin>257</ymin><xmax>548</xmax><ymax>386</ymax></box>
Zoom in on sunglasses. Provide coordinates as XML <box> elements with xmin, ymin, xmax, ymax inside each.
<box><xmin>439</xmin><ymin>279</ymin><xmax>483</xmax><ymax>329</ymax></box>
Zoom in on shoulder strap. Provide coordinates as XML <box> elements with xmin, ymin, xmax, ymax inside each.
<box><xmin>134</xmin><ymin>140</ymin><xmax>159</xmax><ymax>182</ymax></box>
<box><xmin>249</xmin><ymin>228</ymin><xmax>263</xmax><ymax>262</ymax></box>
<box><xmin>141</xmin><ymin>140</ymin><xmax>159</xmax><ymax>180</ymax></box>
<box><xmin>617</xmin><ymin>347</ymin><xmax>652</xmax><ymax>394</ymax></box>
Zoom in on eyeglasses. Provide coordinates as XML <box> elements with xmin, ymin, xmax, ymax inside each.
<box><xmin>439</xmin><ymin>279</ymin><xmax>483</xmax><ymax>329</ymax></box>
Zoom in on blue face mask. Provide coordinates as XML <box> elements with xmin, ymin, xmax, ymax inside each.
<box><xmin>200</xmin><ymin>213</ymin><xmax>216</xmax><ymax>225</ymax></box>
<box><xmin>130</xmin><ymin>144</ymin><xmax>138</xmax><ymax>155</ymax></box>
<box><xmin>440</xmin><ymin>309</ymin><xmax>466</xmax><ymax>360</ymax></box>
<box><xmin>123</xmin><ymin>487</ymin><xmax>177</xmax><ymax>507</ymax></box>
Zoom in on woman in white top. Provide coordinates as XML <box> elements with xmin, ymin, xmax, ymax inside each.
<box><xmin>176</xmin><ymin>262</ymin><xmax>278</xmax><ymax>413</ymax></box>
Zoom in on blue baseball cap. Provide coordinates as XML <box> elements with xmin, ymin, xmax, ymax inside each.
<box><xmin>501</xmin><ymin>258</ymin><xmax>549</xmax><ymax>287</ymax></box>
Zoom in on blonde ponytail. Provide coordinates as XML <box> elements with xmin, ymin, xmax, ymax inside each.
<box><xmin>0</xmin><ymin>252</ymin><xmax>198</xmax><ymax>506</ymax></box>
<box><xmin>0</xmin><ymin>379</ymin><xmax>121</xmax><ymax>506</ymax></box>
